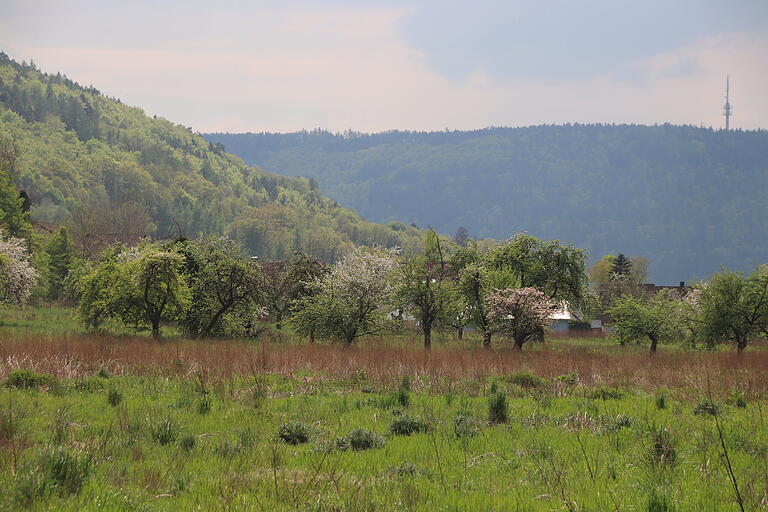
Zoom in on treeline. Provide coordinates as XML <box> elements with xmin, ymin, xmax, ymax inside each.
<box><xmin>3</xmin><ymin>212</ymin><xmax>766</xmax><ymax>354</ymax></box>
<box><xmin>205</xmin><ymin>125</ymin><xmax>768</xmax><ymax>283</ymax></box>
<box><xmin>0</xmin><ymin>53</ymin><xmax>424</xmax><ymax>263</ymax></box>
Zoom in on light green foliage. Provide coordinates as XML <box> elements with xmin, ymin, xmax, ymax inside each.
<box><xmin>699</xmin><ymin>266</ymin><xmax>768</xmax><ymax>352</ymax></box>
<box><xmin>77</xmin><ymin>244</ymin><xmax>191</xmax><ymax>336</ymax></box>
<box><xmin>609</xmin><ymin>291</ymin><xmax>682</xmax><ymax>352</ymax></box>
<box><xmin>0</xmin><ymin>54</ymin><xmax>424</xmax><ymax>263</ymax></box>
<box><xmin>0</xmin><ymin>132</ymin><xmax>30</xmax><ymax>238</ymax></box>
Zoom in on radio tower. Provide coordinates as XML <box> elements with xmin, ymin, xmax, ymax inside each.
<box><xmin>723</xmin><ymin>75</ymin><xmax>732</xmax><ymax>130</ymax></box>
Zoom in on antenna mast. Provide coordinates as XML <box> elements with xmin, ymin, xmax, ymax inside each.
<box><xmin>723</xmin><ymin>75</ymin><xmax>732</xmax><ymax>130</ymax></box>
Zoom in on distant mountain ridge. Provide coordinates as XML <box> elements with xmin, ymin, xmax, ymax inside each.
<box><xmin>205</xmin><ymin>125</ymin><xmax>768</xmax><ymax>282</ymax></box>
<box><xmin>0</xmin><ymin>53</ymin><xmax>424</xmax><ymax>261</ymax></box>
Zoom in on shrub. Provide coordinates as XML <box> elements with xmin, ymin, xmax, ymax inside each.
<box><xmin>73</xmin><ymin>377</ymin><xmax>104</xmax><ymax>393</ymax></box>
<box><xmin>390</xmin><ymin>415</ymin><xmax>429</xmax><ymax>436</ymax></box>
<box><xmin>41</xmin><ymin>446</ymin><xmax>92</xmax><ymax>495</ymax></box>
<box><xmin>554</xmin><ymin>373</ymin><xmax>578</xmax><ymax>386</ymax></box>
<box><xmin>589</xmin><ymin>386</ymin><xmax>624</xmax><ymax>400</ymax></box>
<box><xmin>693</xmin><ymin>399</ymin><xmax>720</xmax><ymax>416</ymax></box>
<box><xmin>276</xmin><ymin>421</ymin><xmax>311</xmax><ymax>445</ymax></box>
<box><xmin>179</xmin><ymin>435</ymin><xmax>196</xmax><ymax>451</ymax></box>
<box><xmin>606</xmin><ymin>414</ymin><xmax>632</xmax><ymax>432</ymax></box>
<box><xmin>335</xmin><ymin>429</ymin><xmax>386</xmax><ymax>451</ymax></box>
<box><xmin>395</xmin><ymin>385</ymin><xmax>410</xmax><ymax>408</ymax></box>
<box><xmin>655</xmin><ymin>393</ymin><xmax>667</xmax><ymax>410</ymax></box>
<box><xmin>107</xmin><ymin>388</ymin><xmax>123</xmax><ymax>407</ymax></box>
<box><xmin>488</xmin><ymin>392</ymin><xmax>509</xmax><ymax>424</ymax></box>
<box><xmin>149</xmin><ymin>415</ymin><xmax>181</xmax><ymax>446</ymax></box>
<box><xmin>726</xmin><ymin>390</ymin><xmax>747</xmax><ymax>408</ymax></box>
<box><xmin>4</xmin><ymin>370</ymin><xmax>55</xmax><ymax>390</ymax></box>
<box><xmin>505</xmin><ymin>370</ymin><xmax>548</xmax><ymax>389</ymax></box>
<box><xmin>649</xmin><ymin>427</ymin><xmax>676</xmax><ymax>467</ymax></box>
<box><xmin>96</xmin><ymin>367</ymin><xmax>111</xmax><ymax>378</ymax></box>
<box><xmin>197</xmin><ymin>395</ymin><xmax>212</xmax><ymax>415</ymax></box>
<box><xmin>454</xmin><ymin>414</ymin><xmax>481</xmax><ymax>438</ymax></box>
<box><xmin>647</xmin><ymin>490</ymin><xmax>674</xmax><ymax>512</ymax></box>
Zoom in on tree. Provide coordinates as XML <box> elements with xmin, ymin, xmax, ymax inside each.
<box><xmin>485</xmin><ymin>287</ymin><xmax>555</xmax><ymax>350</ymax></box>
<box><xmin>0</xmin><ymin>134</ymin><xmax>30</xmax><ymax>238</ymax></box>
<box><xmin>180</xmin><ymin>237</ymin><xmax>263</xmax><ymax>338</ymax></box>
<box><xmin>396</xmin><ymin>255</ymin><xmax>454</xmax><ymax>350</ymax></box>
<box><xmin>612</xmin><ymin>253</ymin><xmax>632</xmax><ymax>277</ymax></box>
<box><xmin>0</xmin><ymin>229</ymin><xmax>39</xmax><ymax>305</ymax></box>
<box><xmin>453</xmin><ymin>226</ymin><xmax>470</xmax><ymax>247</ymax></box>
<box><xmin>396</xmin><ymin>230</ymin><xmax>456</xmax><ymax>349</ymax></box>
<box><xmin>261</xmin><ymin>254</ymin><xmax>325</xmax><ymax>330</ymax></box>
<box><xmin>291</xmin><ymin>247</ymin><xmax>398</xmax><ymax>344</ymax></box>
<box><xmin>699</xmin><ymin>267</ymin><xmax>768</xmax><ymax>352</ymax></box>
<box><xmin>487</xmin><ymin>233</ymin><xmax>588</xmax><ymax>308</ymax></box>
<box><xmin>45</xmin><ymin>227</ymin><xmax>78</xmax><ymax>300</ymax></box>
<box><xmin>608</xmin><ymin>292</ymin><xmax>681</xmax><ymax>353</ymax></box>
<box><xmin>78</xmin><ymin>245</ymin><xmax>191</xmax><ymax>337</ymax></box>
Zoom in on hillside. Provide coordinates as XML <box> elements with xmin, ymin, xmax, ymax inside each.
<box><xmin>0</xmin><ymin>53</ymin><xmax>424</xmax><ymax>261</ymax></box>
<box><xmin>205</xmin><ymin>126</ymin><xmax>768</xmax><ymax>282</ymax></box>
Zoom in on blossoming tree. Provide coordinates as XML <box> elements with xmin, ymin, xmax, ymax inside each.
<box><xmin>485</xmin><ymin>287</ymin><xmax>555</xmax><ymax>350</ymax></box>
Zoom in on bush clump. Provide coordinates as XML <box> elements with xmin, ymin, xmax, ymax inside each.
<box><xmin>655</xmin><ymin>393</ymin><xmax>667</xmax><ymax>410</ymax></box>
<box><xmin>42</xmin><ymin>446</ymin><xmax>92</xmax><ymax>495</ymax></box>
<box><xmin>276</xmin><ymin>421</ymin><xmax>311</xmax><ymax>445</ymax></box>
<box><xmin>4</xmin><ymin>370</ymin><xmax>55</xmax><ymax>390</ymax></box>
<box><xmin>149</xmin><ymin>415</ymin><xmax>181</xmax><ymax>446</ymax></box>
<box><xmin>73</xmin><ymin>377</ymin><xmax>104</xmax><ymax>393</ymax></box>
<box><xmin>179</xmin><ymin>434</ymin><xmax>197</xmax><ymax>451</ymax></box>
<box><xmin>504</xmin><ymin>370</ymin><xmax>548</xmax><ymax>389</ymax></box>
<box><xmin>453</xmin><ymin>414</ymin><xmax>481</xmax><ymax>438</ymax></box>
<box><xmin>488</xmin><ymin>392</ymin><xmax>509</xmax><ymax>424</ymax></box>
<box><xmin>107</xmin><ymin>388</ymin><xmax>123</xmax><ymax>407</ymax></box>
<box><xmin>693</xmin><ymin>399</ymin><xmax>720</xmax><ymax>416</ymax></box>
<box><xmin>649</xmin><ymin>426</ymin><xmax>676</xmax><ymax>467</ymax></box>
<box><xmin>390</xmin><ymin>415</ymin><xmax>429</xmax><ymax>436</ymax></box>
<box><xmin>335</xmin><ymin>429</ymin><xmax>386</xmax><ymax>451</ymax></box>
<box><xmin>726</xmin><ymin>390</ymin><xmax>747</xmax><ymax>409</ymax></box>
<box><xmin>588</xmin><ymin>386</ymin><xmax>624</xmax><ymax>400</ymax></box>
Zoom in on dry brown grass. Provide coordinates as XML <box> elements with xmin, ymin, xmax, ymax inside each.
<box><xmin>1</xmin><ymin>332</ymin><xmax>767</xmax><ymax>396</ymax></box>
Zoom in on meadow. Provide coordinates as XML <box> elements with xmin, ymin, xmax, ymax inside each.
<box><xmin>1</xmin><ymin>307</ymin><xmax>767</xmax><ymax>511</ymax></box>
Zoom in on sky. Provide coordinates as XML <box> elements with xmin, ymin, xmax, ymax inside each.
<box><xmin>1</xmin><ymin>0</ymin><xmax>767</xmax><ymax>133</ymax></box>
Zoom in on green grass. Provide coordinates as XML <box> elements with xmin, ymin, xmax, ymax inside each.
<box><xmin>1</xmin><ymin>371</ymin><xmax>765</xmax><ymax>511</ymax></box>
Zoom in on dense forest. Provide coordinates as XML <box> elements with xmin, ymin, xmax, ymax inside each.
<box><xmin>0</xmin><ymin>54</ymin><xmax>424</xmax><ymax>262</ymax></box>
<box><xmin>206</xmin><ymin>126</ymin><xmax>768</xmax><ymax>282</ymax></box>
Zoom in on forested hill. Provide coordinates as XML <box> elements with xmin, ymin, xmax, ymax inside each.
<box><xmin>0</xmin><ymin>54</ymin><xmax>424</xmax><ymax>261</ymax></box>
<box><xmin>205</xmin><ymin>126</ymin><xmax>768</xmax><ymax>282</ymax></box>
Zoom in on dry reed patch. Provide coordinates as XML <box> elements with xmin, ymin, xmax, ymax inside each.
<box><xmin>0</xmin><ymin>333</ymin><xmax>766</xmax><ymax>395</ymax></box>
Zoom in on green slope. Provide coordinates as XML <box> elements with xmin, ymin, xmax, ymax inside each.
<box><xmin>0</xmin><ymin>53</ymin><xmax>423</xmax><ymax>261</ymax></box>
<box><xmin>205</xmin><ymin>126</ymin><xmax>768</xmax><ymax>282</ymax></box>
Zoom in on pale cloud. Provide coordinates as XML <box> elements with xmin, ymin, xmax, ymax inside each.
<box><xmin>1</xmin><ymin>4</ymin><xmax>766</xmax><ymax>132</ymax></box>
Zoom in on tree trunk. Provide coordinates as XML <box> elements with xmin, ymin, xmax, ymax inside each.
<box><xmin>457</xmin><ymin>327</ymin><xmax>463</xmax><ymax>340</ymax></box>
<box><xmin>423</xmin><ymin>324</ymin><xmax>432</xmax><ymax>350</ymax></box>
<box><xmin>737</xmin><ymin>335</ymin><xmax>748</xmax><ymax>353</ymax></box>
<box><xmin>309</xmin><ymin>330</ymin><xmax>315</xmax><ymax>343</ymax></box>
<box><xmin>513</xmin><ymin>337</ymin><xmax>525</xmax><ymax>350</ymax></box>
<box><xmin>201</xmin><ymin>304</ymin><xmax>230</xmax><ymax>338</ymax></box>
<box><xmin>649</xmin><ymin>334</ymin><xmax>658</xmax><ymax>353</ymax></box>
<box><xmin>275</xmin><ymin>322</ymin><xmax>282</xmax><ymax>330</ymax></box>
<box><xmin>482</xmin><ymin>330</ymin><xmax>492</xmax><ymax>349</ymax></box>
<box><xmin>151</xmin><ymin>318</ymin><xmax>160</xmax><ymax>339</ymax></box>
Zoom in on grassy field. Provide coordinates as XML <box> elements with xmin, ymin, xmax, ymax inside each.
<box><xmin>1</xmin><ymin>307</ymin><xmax>767</xmax><ymax>511</ymax></box>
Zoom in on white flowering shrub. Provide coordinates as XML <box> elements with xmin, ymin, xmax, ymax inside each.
<box><xmin>0</xmin><ymin>229</ymin><xmax>39</xmax><ymax>305</ymax></box>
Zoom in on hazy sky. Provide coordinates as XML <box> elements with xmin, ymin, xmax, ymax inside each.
<box><xmin>1</xmin><ymin>0</ymin><xmax>767</xmax><ymax>132</ymax></box>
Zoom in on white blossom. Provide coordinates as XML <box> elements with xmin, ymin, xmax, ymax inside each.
<box><xmin>0</xmin><ymin>229</ymin><xmax>39</xmax><ymax>305</ymax></box>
